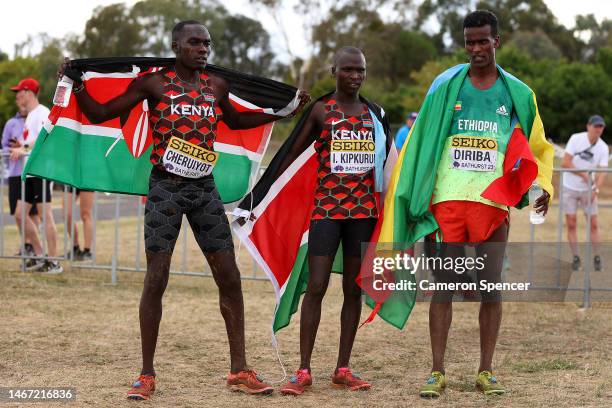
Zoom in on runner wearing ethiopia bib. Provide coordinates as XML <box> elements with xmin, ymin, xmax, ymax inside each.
<box><xmin>278</xmin><ymin>47</ymin><xmax>377</xmax><ymax>395</ymax></box>
<box><xmin>60</xmin><ymin>20</ymin><xmax>309</xmax><ymax>399</ymax></box>
<box><xmin>418</xmin><ymin>11</ymin><xmax>551</xmax><ymax>398</ymax></box>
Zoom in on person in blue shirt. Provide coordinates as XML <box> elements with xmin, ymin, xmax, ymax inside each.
<box><xmin>395</xmin><ymin>111</ymin><xmax>417</xmax><ymax>149</ymax></box>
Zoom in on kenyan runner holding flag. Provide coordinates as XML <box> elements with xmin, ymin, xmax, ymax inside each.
<box><xmin>50</xmin><ymin>20</ymin><xmax>309</xmax><ymax>400</ymax></box>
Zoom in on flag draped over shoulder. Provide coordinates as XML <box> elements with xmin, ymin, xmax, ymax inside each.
<box><xmin>231</xmin><ymin>93</ymin><xmax>397</xmax><ymax>333</ymax></box>
<box><xmin>23</xmin><ymin>57</ymin><xmax>298</xmax><ymax>203</ymax></box>
<box><xmin>361</xmin><ymin>64</ymin><xmax>554</xmax><ymax>328</ymax></box>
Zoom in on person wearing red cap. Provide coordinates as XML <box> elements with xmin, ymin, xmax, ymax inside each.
<box><xmin>9</xmin><ymin>77</ymin><xmax>62</xmax><ymax>274</ymax></box>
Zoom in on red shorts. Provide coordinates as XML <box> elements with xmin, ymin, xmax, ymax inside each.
<box><xmin>431</xmin><ymin>201</ymin><xmax>508</xmax><ymax>243</ymax></box>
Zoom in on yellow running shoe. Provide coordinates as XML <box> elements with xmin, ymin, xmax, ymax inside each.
<box><xmin>419</xmin><ymin>371</ymin><xmax>445</xmax><ymax>398</ymax></box>
<box><xmin>476</xmin><ymin>371</ymin><xmax>506</xmax><ymax>395</ymax></box>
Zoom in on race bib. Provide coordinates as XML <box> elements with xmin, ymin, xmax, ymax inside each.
<box><xmin>162</xmin><ymin>136</ymin><xmax>218</xmax><ymax>178</ymax></box>
<box><xmin>330</xmin><ymin>129</ymin><xmax>375</xmax><ymax>174</ymax></box>
<box><xmin>449</xmin><ymin>136</ymin><xmax>498</xmax><ymax>172</ymax></box>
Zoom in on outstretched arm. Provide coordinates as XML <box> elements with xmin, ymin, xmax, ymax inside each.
<box><xmin>59</xmin><ymin>58</ymin><xmax>162</xmax><ymax>124</ymax></box>
<box><xmin>275</xmin><ymin>101</ymin><xmax>324</xmax><ymax>178</ymax></box>
<box><xmin>213</xmin><ymin>75</ymin><xmax>310</xmax><ymax>130</ymax></box>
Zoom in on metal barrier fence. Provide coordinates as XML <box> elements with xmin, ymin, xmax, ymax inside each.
<box><xmin>1</xmin><ymin>150</ymin><xmax>610</xmax><ymax>307</ymax></box>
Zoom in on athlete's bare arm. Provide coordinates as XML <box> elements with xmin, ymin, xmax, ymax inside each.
<box><xmin>209</xmin><ymin>74</ymin><xmax>310</xmax><ymax>130</ymax></box>
<box><xmin>58</xmin><ymin>58</ymin><xmax>165</xmax><ymax>124</ymax></box>
<box><xmin>275</xmin><ymin>100</ymin><xmax>325</xmax><ymax>177</ymax></box>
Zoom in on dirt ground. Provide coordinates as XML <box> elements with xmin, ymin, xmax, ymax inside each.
<box><xmin>1</xmin><ymin>184</ymin><xmax>612</xmax><ymax>407</ymax></box>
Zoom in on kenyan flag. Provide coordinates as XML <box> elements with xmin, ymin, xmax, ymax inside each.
<box><xmin>23</xmin><ymin>57</ymin><xmax>299</xmax><ymax>203</ymax></box>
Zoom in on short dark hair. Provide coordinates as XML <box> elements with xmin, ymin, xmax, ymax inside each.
<box><xmin>463</xmin><ymin>10</ymin><xmax>498</xmax><ymax>36</ymax></box>
<box><xmin>333</xmin><ymin>46</ymin><xmax>364</xmax><ymax>66</ymax></box>
<box><xmin>171</xmin><ymin>20</ymin><xmax>206</xmax><ymax>41</ymax></box>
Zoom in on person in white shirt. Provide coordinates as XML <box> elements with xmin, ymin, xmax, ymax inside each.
<box><xmin>561</xmin><ymin>115</ymin><xmax>608</xmax><ymax>272</ymax></box>
<box><xmin>9</xmin><ymin>77</ymin><xmax>62</xmax><ymax>274</ymax></box>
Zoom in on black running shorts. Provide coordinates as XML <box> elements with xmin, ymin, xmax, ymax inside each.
<box><xmin>308</xmin><ymin>218</ymin><xmax>377</xmax><ymax>258</ymax></box>
<box><xmin>144</xmin><ymin>168</ymin><xmax>234</xmax><ymax>254</ymax></box>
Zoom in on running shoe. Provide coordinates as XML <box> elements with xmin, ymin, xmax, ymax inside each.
<box><xmin>15</xmin><ymin>243</ymin><xmax>35</xmax><ymax>257</ymax></box>
<box><xmin>25</xmin><ymin>258</ymin><xmax>45</xmax><ymax>271</ymax></box>
<box><xmin>331</xmin><ymin>367</ymin><xmax>371</xmax><ymax>391</ymax></box>
<box><xmin>280</xmin><ymin>368</ymin><xmax>312</xmax><ymax>395</ymax></box>
<box><xmin>79</xmin><ymin>248</ymin><xmax>93</xmax><ymax>261</ymax></box>
<box><xmin>594</xmin><ymin>255</ymin><xmax>602</xmax><ymax>272</ymax></box>
<box><xmin>476</xmin><ymin>370</ymin><xmax>506</xmax><ymax>395</ymax></box>
<box><xmin>571</xmin><ymin>255</ymin><xmax>581</xmax><ymax>272</ymax></box>
<box><xmin>127</xmin><ymin>374</ymin><xmax>156</xmax><ymax>400</ymax></box>
<box><xmin>226</xmin><ymin>369</ymin><xmax>273</xmax><ymax>394</ymax></box>
<box><xmin>65</xmin><ymin>245</ymin><xmax>80</xmax><ymax>260</ymax></box>
<box><xmin>36</xmin><ymin>261</ymin><xmax>63</xmax><ymax>274</ymax></box>
<box><xmin>419</xmin><ymin>371</ymin><xmax>445</xmax><ymax>398</ymax></box>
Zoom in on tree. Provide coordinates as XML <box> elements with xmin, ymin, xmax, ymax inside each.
<box><xmin>508</xmin><ymin>30</ymin><xmax>562</xmax><ymax>60</ymax></box>
<box><xmin>0</xmin><ymin>58</ymin><xmax>40</xmax><ymax>124</ymax></box>
<box><xmin>69</xmin><ymin>3</ymin><xmax>144</xmax><ymax>57</ymax></box>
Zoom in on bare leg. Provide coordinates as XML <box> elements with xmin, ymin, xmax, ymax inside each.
<box><xmin>80</xmin><ymin>192</ymin><xmax>95</xmax><ymax>250</ymax></box>
<box><xmin>140</xmin><ymin>251</ymin><xmax>172</xmax><ymax>375</ymax></box>
<box><xmin>566</xmin><ymin>214</ymin><xmax>578</xmax><ymax>256</ymax></box>
<box><xmin>336</xmin><ymin>255</ymin><xmax>362</xmax><ymax>369</ymax></box>
<box><xmin>299</xmin><ymin>254</ymin><xmax>333</xmax><ymax>370</ymax></box>
<box><xmin>204</xmin><ymin>249</ymin><xmax>247</xmax><ymax>373</ymax></box>
<box><xmin>476</xmin><ymin>222</ymin><xmax>507</xmax><ymax>373</ymax></box>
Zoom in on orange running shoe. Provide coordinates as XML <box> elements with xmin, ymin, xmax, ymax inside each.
<box><xmin>280</xmin><ymin>368</ymin><xmax>312</xmax><ymax>395</ymax></box>
<box><xmin>331</xmin><ymin>367</ymin><xmax>371</xmax><ymax>391</ymax></box>
<box><xmin>226</xmin><ymin>369</ymin><xmax>273</xmax><ymax>395</ymax></box>
<box><xmin>127</xmin><ymin>374</ymin><xmax>156</xmax><ymax>400</ymax></box>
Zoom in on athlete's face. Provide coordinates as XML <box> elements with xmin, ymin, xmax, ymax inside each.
<box><xmin>332</xmin><ymin>53</ymin><xmax>366</xmax><ymax>94</ymax></box>
<box><xmin>464</xmin><ymin>25</ymin><xmax>499</xmax><ymax>69</ymax></box>
<box><xmin>173</xmin><ymin>25</ymin><xmax>211</xmax><ymax>69</ymax></box>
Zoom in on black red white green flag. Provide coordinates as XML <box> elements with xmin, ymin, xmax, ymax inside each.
<box><xmin>23</xmin><ymin>57</ymin><xmax>299</xmax><ymax>203</ymax></box>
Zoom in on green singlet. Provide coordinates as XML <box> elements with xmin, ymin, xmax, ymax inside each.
<box><xmin>433</xmin><ymin>76</ymin><xmax>514</xmax><ymax>209</ymax></box>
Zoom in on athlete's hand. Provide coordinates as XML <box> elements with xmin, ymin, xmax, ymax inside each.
<box><xmin>293</xmin><ymin>90</ymin><xmax>311</xmax><ymax>115</ymax></box>
<box><xmin>58</xmin><ymin>57</ymin><xmax>83</xmax><ymax>84</ymax></box>
<box><xmin>534</xmin><ymin>189</ymin><xmax>550</xmax><ymax>216</ymax></box>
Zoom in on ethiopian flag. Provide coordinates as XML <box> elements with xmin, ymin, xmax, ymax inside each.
<box><xmin>231</xmin><ymin>93</ymin><xmax>397</xmax><ymax>333</ymax></box>
<box><xmin>360</xmin><ymin>63</ymin><xmax>554</xmax><ymax>327</ymax></box>
<box><xmin>23</xmin><ymin>57</ymin><xmax>299</xmax><ymax>203</ymax></box>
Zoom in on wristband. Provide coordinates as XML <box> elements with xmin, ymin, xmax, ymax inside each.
<box><xmin>73</xmin><ymin>83</ymin><xmax>85</xmax><ymax>94</ymax></box>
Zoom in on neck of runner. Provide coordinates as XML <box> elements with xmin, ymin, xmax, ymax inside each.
<box><xmin>174</xmin><ymin>65</ymin><xmax>200</xmax><ymax>85</ymax></box>
<box><xmin>468</xmin><ymin>64</ymin><xmax>498</xmax><ymax>90</ymax></box>
<box><xmin>334</xmin><ymin>90</ymin><xmax>360</xmax><ymax>105</ymax></box>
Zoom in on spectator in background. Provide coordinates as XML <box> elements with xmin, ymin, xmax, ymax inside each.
<box><xmin>9</xmin><ymin>78</ymin><xmax>62</xmax><ymax>274</ymax></box>
<box><xmin>561</xmin><ymin>115</ymin><xmax>608</xmax><ymax>272</ymax></box>
<box><xmin>1</xmin><ymin>99</ymin><xmax>40</xmax><ymax>256</ymax></box>
<box><xmin>395</xmin><ymin>111</ymin><xmax>417</xmax><ymax>150</ymax></box>
<box><xmin>63</xmin><ymin>187</ymin><xmax>94</xmax><ymax>261</ymax></box>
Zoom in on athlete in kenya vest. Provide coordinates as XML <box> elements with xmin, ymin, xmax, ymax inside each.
<box><xmin>148</xmin><ymin>69</ymin><xmax>222</xmax><ymax>179</ymax></box>
<box><xmin>312</xmin><ymin>96</ymin><xmax>378</xmax><ymax>219</ymax></box>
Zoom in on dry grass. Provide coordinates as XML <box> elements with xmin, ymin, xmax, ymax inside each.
<box><xmin>1</xmin><ymin>191</ymin><xmax>612</xmax><ymax>407</ymax></box>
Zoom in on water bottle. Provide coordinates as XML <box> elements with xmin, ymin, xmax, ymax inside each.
<box><xmin>528</xmin><ymin>182</ymin><xmax>545</xmax><ymax>224</ymax></box>
<box><xmin>52</xmin><ymin>76</ymin><xmax>74</xmax><ymax>107</ymax></box>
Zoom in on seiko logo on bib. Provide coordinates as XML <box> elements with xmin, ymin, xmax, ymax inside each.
<box><xmin>449</xmin><ymin>136</ymin><xmax>498</xmax><ymax>172</ymax></box>
<box><xmin>163</xmin><ymin>136</ymin><xmax>218</xmax><ymax>178</ymax></box>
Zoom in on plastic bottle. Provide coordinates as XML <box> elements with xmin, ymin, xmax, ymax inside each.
<box><xmin>528</xmin><ymin>182</ymin><xmax>545</xmax><ymax>224</ymax></box>
<box><xmin>53</xmin><ymin>76</ymin><xmax>74</xmax><ymax>107</ymax></box>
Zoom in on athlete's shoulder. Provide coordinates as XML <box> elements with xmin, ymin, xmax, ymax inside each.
<box><xmin>427</xmin><ymin>64</ymin><xmax>468</xmax><ymax>95</ymax></box>
<box><xmin>498</xmin><ymin>65</ymin><xmax>534</xmax><ymax>94</ymax></box>
<box><xmin>206</xmin><ymin>71</ymin><xmax>229</xmax><ymax>90</ymax></box>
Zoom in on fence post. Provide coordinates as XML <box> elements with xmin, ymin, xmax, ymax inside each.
<box><xmin>582</xmin><ymin>171</ymin><xmax>593</xmax><ymax>308</ymax></box>
<box><xmin>111</xmin><ymin>194</ymin><xmax>120</xmax><ymax>285</ymax></box>
<box><xmin>556</xmin><ymin>173</ymin><xmax>564</xmax><ymax>287</ymax></box>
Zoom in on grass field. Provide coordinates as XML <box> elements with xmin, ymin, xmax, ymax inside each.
<box><xmin>1</xmin><ymin>193</ymin><xmax>612</xmax><ymax>407</ymax></box>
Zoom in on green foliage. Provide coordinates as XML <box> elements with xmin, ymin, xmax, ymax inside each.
<box><xmin>0</xmin><ymin>58</ymin><xmax>40</xmax><ymax>125</ymax></box>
